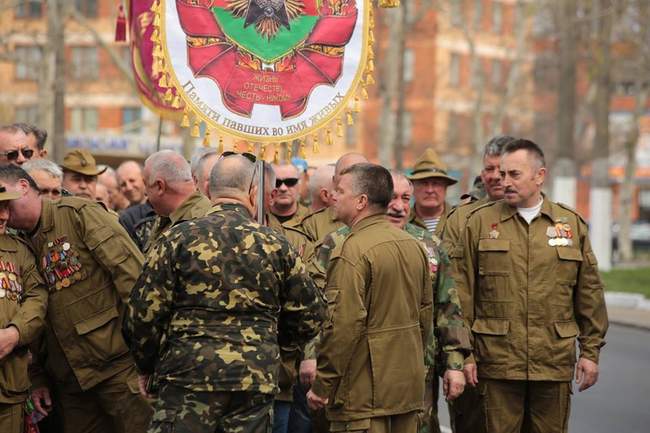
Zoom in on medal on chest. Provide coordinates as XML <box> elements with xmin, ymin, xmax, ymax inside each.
<box><xmin>42</xmin><ymin>237</ymin><xmax>84</xmax><ymax>291</ymax></box>
<box><xmin>547</xmin><ymin>219</ymin><xmax>573</xmax><ymax>247</ymax></box>
<box><xmin>488</xmin><ymin>223</ymin><xmax>500</xmax><ymax>239</ymax></box>
<box><xmin>0</xmin><ymin>259</ymin><xmax>23</xmax><ymax>302</ymax></box>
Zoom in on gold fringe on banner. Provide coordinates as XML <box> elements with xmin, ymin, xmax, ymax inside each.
<box><xmin>353</xmin><ymin>97</ymin><xmax>361</xmax><ymax>113</ymax></box>
<box><xmin>248</xmin><ymin>142</ymin><xmax>255</xmax><ymax>154</ymax></box>
<box><xmin>312</xmin><ymin>134</ymin><xmax>320</xmax><ymax>154</ymax></box>
<box><xmin>365</xmin><ymin>73</ymin><xmax>375</xmax><ymax>85</ymax></box>
<box><xmin>287</xmin><ymin>142</ymin><xmax>293</xmax><ymax>161</ymax></box>
<box><xmin>202</xmin><ymin>129</ymin><xmax>211</xmax><ymax>147</ymax></box>
<box><xmin>300</xmin><ymin>141</ymin><xmax>307</xmax><ymax>159</ymax></box>
<box><xmin>347</xmin><ymin>111</ymin><xmax>354</xmax><ymax>125</ymax></box>
<box><xmin>273</xmin><ymin>143</ymin><xmax>279</xmax><ymax>164</ymax></box>
<box><xmin>326</xmin><ymin>128</ymin><xmax>333</xmax><ymax>145</ymax></box>
<box><xmin>336</xmin><ymin>118</ymin><xmax>343</xmax><ymax>137</ymax></box>
<box><xmin>218</xmin><ymin>136</ymin><xmax>224</xmax><ymax>153</ymax></box>
<box><xmin>260</xmin><ymin>143</ymin><xmax>267</xmax><ymax>159</ymax></box>
<box><xmin>378</xmin><ymin>0</ymin><xmax>400</xmax><ymax>8</ymax></box>
<box><xmin>191</xmin><ymin>120</ymin><xmax>201</xmax><ymax>138</ymax></box>
<box><xmin>181</xmin><ymin>110</ymin><xmax>190</xmax><ymax>128</ymax></box>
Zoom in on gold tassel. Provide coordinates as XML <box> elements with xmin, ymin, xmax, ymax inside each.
<box><xmin>150</xmin><ymin>28</ymin><xmax>160</xmax><ymax>43</ymax></box>
<box><xmin>171</xmin><ymin>94</ymin><xmax>181</xmax><ymax>109</ymax></box>
<box><xmin>150</xmin><ymin>0</ymin><xmax>160</xmax><ymax>12</ymax></box>
<box><xmin>368</xmin><ymin>46</ymin><xmax>375</xmax><ymax>60</ymax></box>
<box><xmin>153</xmin><ymin>12</ymin><xmax>161</xmax><ymax>28</ymax></box>
<box><xmin>361</xmin><ymin>86</ymin><xmax>369</xmax><ymax>100</ymax></box>
<box><xmin>369</xmin><ymin>30</ymin><xmax>375</xmax><ymax>44</ymax></box>
<box><xmin>287</xmin><ymin>142</ymin><xmax>293</xmax><ymax>160</ymax></box>
<box><xmin>336</xmin><ymin>118</ymin><xmax>343</xmax><ymax>137</ymax></box>
<box><xmin>191</xmin><ymin>121</ymin><xmax>200</xmax><ymax>138</ymax></box>
<box><xmin>202</xmin><ymin>129</ymin><xmax>211</xmax><ymax>147</ymax></box>
<box><xmin>347</xmin><ymin>111</ymin><xmax>354</xmax><ymax>125</ymax></box>
<box><xmin>164</xmin><ymin>88</ymin><xmax>173</xmax><ymax>102</ymax></box>
<box><xmin>353</xmin><ymin>97</ymin><xmax>360</xmax><ymax>113</ymax></box>
<box><xmin>158</xmin><ymin>73</ymin><xmax>168</xmax><ymax>88</ymax></box>
<box><xmin>300</xmin><ymin>141</ymin><xmax>307</xmax><ymax>159</ymax></box>
<box><xmin>379</xmin><ymin>0</ymin><xmax>400</xmax><ymax>7</ymax></box>
<box><xmin>313</xmin><ymin>135</ymin><xmax>320</xmax><ymax>154</ymax></box>
<box><xmin>153</xmin><ymin>44</ymin><xmax>163</xmax><ymax>59</ymax></box>
<box><xmin>365</xmin><ymin>73</ymin><xmax>375</xmax><ymax>85</ymax></box>
<box><xmin>248</xmin><ymin>142</ymin><xmax>255</xmax><ymax>154</ymax></box>
<box><xmin>367</xmin><ymin>59</ymin><xmax>375</xmax><ymax>73</ymax></box>
<box><xmin>273</xmin><ymin>143</ymin><xmax>279</xmax><ymax>164</ymax></box>
<box><xmin>326</xmin><ymin>128</ymin><xmax>333</xmax><ymax>145</ymax></box>
<box><xmin>218</xmin><ymin>136</ymin><xmax>224</xmax><ymax>153</ymax></box>
<box><xmin>181</xmin><ymin>111</ymin><xmax>190</xmax><ymax>128</ymax></box>
<box><xmin>260</xmin><ymin>144</ymin><xmax>267</xmax><ymax>159</ymax></box>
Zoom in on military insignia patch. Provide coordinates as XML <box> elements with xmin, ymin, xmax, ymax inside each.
<box><xmin>0</xmin><ymin>260</ymin><xmax>22</xmax><ymax>301</ymax></box>
<box><xmin>42</xmin><ymin>237</ymin><xmax>84</xmax><ymax>291</ymax></box>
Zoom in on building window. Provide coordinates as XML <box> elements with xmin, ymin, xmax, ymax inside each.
<box><xmin>122</xmin><ymin>108</ymin><xmax>143</xmax><ymax>133</ymax></box>
<box><xmin>449</xmin><ymin>53</ymin><xmax>460</xmax><ymax>87</ymax></box>
<box><xmin>71</xmin><ymin>47</ymin><xmax>99</xmax><ymax>80</ymax></box>
<box><xmin>450</xmin><ymin>0</ymin><xmax>462</xmax><ymax>27</ymax></box>
<box><xmin>15</xmin><ymin>106</ymin><xmax>39</xmax><ymax>124</ymax></box>
<box><xmin>71</xmin><ymin>108</ymin><xmax>98</xmax><ymax>132</ymax></box>
<box><xmin>15</xmin><ymin>0</ymin><xmax>42</xmax><ymax>18</ymax></box>
<box><xmin>492</xmin><ymin>2</ymin><xmax>503</xmax><ymax>33</ymax></box>
<box><xmin>404</xmin><ymin>49</ymin><xmax>414</xmax><ymax>83</ymax></box>
<box><xmin>470</xmin><ymin>57</ymin><xmax>482</xmax><ymax>89</ymax></box>
<box><xmin>491</xmin><ymin>59</ymin><xmax>503</xmax><ymax>89</ymax></box>
<box><xmin>15</xmin><ymin>46</ymin><xmax>43</xmax><ymax>80</ymax></box>
<box><xmin>75</xmin><ymin>0</ymin><xmax>98</xmax><ymax>18</ymax></box>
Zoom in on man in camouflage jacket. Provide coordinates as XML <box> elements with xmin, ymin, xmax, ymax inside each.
<box><xmin>123</xmin><ymin>154</ymin><xmax>326</xmax><ymax>433</ymax></box>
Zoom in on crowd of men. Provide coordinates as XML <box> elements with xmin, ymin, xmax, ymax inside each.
<box><xmin>0</xmin><ymin>122</ymin><xmax>608</xmax><ymax>433</ymax></box>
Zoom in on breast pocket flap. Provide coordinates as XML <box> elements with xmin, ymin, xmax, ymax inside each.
<box><xmin>472</xmin><ymin>318</ymin><xmax>510</xmax><ymax>336</ymax></box>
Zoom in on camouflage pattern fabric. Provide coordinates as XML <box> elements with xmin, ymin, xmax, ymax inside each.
<box><xmin>123</xmin><ymin>203</ymin><xmax>326</xmax><ymax>395</ymax></box>
<box><xmin>149</xmin><ymin>383</ymin><xmax>273</xmax><ymax>433</ymax></box>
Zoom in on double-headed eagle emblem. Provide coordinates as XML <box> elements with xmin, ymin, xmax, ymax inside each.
<box><xmin>227</xmin><ymin>0</ymin><xmax>305</xmax><ymax>40</ymax></box>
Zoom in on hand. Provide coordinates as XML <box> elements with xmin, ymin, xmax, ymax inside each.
<box><xmin>443</xmin><ymin>369</ymin><xmax>466</xmax><ymax>401</ymax></box>
<box><xmin>575</xmin><ymin>358</ymin><xmax>599</xmax><ymax>392</ymax></box>
<box><xmin>138</xmin><ymin>375</ymin><xmax>154</xmax><ymax>399</ymax></box>
<box><xmin>306</xmin><ymin>389</ymin><xmax>328</xmax><ymax>410</ymax></box>
<box><xmin>31</xmin><ymin>387</ymin><xmax>52</xmax><ymax>417</ymax></box>
<box><xmin>299</xmin><ymin>359</ymin><xmax>317</xmax><ymax>387</ymax></box>
<box><xmin>0</xmin><ymin>326</ymin><xmax>20</xmax><ymax>359</ymax></box>
<box><xmin>463</xmin><ymin>362</ymin><xmax>478</xmax><ymax>387</ymax></box>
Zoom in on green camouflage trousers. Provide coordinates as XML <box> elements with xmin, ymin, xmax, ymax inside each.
<box><xmin>419</xmin><ymin>370</ymin><xmax>441</xmax><ymax>433</ymax></box>
<box><xmin>149</xmin><ymin>384</ymin><xmax>273</xmax><ymax>433</ymax></box>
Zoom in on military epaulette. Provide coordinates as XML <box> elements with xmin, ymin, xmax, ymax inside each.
<box><xmin>301</xmin><ymin>206</ymin><xmax>328</xmax><ymax>221</ymax></box>
<box><xmin>55</xmin><ymin>196</ymin><xmax>94</xmax><ymax>210</ymax></box>
<box><xmin>555</xmin><ymin>202</ymin><xmax>588</xmax><ymax>225</ymax></box>
<box><xmin>0</xmin><ymin>235</ymin><xmax>19</xmax><ymax>253</ymax></box>
<box><xmin>446</xmin><ymin>199</ymin><xmax>477</xmax><ymax>218</ymax></box>
<box><xmin>283</xmin><ymin>225</ymin><xmax>309</xmax><ymax>238</ymax></box>
<box><xmin>465</xmin><ymin>199</ymin><xmax>499</xmax><ymax>218</ymax></box>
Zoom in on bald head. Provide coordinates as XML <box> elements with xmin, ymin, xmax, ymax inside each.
<box><xmin>144</xmin><ymin>150</ymin><xmax>192</xmax><ymax>186</ymax></box>
<box><xmin>310</xmin><ymin>164</ymin><xmax>335</xmax><ymax>212</ymax></box>
<box><xmin>335</xmin><ymin>152</ymin><xmax>368</xmax><ymax>177</ymax></box>
<box><xmin>209</xmin><ymin>154</ymin><xmax>256</xmax><ymax>199</ymax></box>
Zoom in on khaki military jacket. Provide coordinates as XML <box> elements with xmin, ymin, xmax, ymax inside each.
<box><xmin>0</xmin><ymin>235</ymin><xmax>48</xmax><ymax>404</ymax></box>
<box><xmin>29</xmin><ymin>198</ymin><xmax>144</xmax><ymax>391</ymax></box>
<box><xmin>311</xmin><ymin>214</ymin><xmax>433</xmax><ymax>421</ymax></box>
<box><xmin>460</xmin><ymin>198</ymin><xmax>608</xmax><ymax>382</ymax></box>
<box><xmin>147</xmin><ymin>191</ymin><xmax>212</xmax><ymax>250</ymax></box>
<box><xmin>271</xmin><ymin>203</ymin><xmax>310</xmax><ymax>230</ymax></box>
<box><xmin>410</xmin><ymin>202</ymin><xmax>450</xmax><ymax>238</ymax></box>
<box><xmin>442</xmin><ymin>196</ymin><xmax>488</xmax><ymax>318</ymax></box>
<box><xmin>298</xmin><ymin>206</ymin><xmax>344</xmax><ymax>243</ymax></box>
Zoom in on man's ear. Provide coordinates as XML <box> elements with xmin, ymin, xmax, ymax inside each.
<box><xmin>356</xmin><ymin>194</ymin><xmax>368</xmax><ymax>211</ymax></box>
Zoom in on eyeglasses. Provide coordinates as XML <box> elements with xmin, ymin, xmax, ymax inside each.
<box><xmin>221</xmin><ymin>151</ymin><xmax>257</xmax><ymax>163</ymax></box>
<box><xmin>0</xmin><ymin>148</ymin><xmax>34</xmax><ymax>161</ymax></box>
<box><xmin>275</xmin><ymin>178</ymin><xmax>299</xmax><ymax>188</ymax></box>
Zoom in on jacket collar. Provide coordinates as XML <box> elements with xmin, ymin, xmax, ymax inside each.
<box><xmin>498</xmin><ymin>194</ymin><xmax>553</xmax><ymax>223</ymax></box>
<box><xmin>351</xmin><ymin>213</ymin><xmax>388</xmax><ymax>234</ymax></box>
<box><xmin>169</xmin><ymin>191</ymin><xmax>208</xmax><ymax>225</ymax></box>
<box><xmin>38</xmin><ymin>198</ymin><xmax>55</xmax><ymax>234</ymax></box>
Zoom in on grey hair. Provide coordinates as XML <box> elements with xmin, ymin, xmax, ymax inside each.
<box><xmin>483</xmin><ymin>135</ymin><xmax>516</xmax><ymax>158</ymax></box>
<box><xmin>191</xmin><ymin>149</ymin><xmax>219</xmax><ymax>182</ymax></box>
<box><xmin>145</xmin><ymin>150</ymin><xmax>192</xmax><ymax>185</ymax></box>
<box><xmin>309</xmin><ymin>164</ymin><xmax>335</xmax><ymax>199</ymax></box>
<box><xmin>263</xmin><ymin>161</ymin><xmax>276</xmax><ymax>187</ymax></box>
<box><xmin>389</xmin><ymin>169</ymin><xmax>413</xmax><ymax>190</ymax></box>
<box><xmin>23</xmin><ymin>159</ymin><xmax>63</xmax><ymax>180</ymax></box>
<box><xmin>209</xmin><ymin>154</ymin><xmax>256</xmax><ymax>197</ymax></box>
<box><xmin>0</xmin><ymin>123</ymin><xmax>48</xmax><ymax>150</ymax></box>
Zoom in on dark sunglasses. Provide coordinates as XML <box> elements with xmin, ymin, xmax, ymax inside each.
<box><xmin>221</xmin><ymin>151</ymin><xmax>257</xmax><ymax>163</ymax></box>
<box><xmin>0</xmin><ymin>148</ymin><xmax>34</xmax><ymax>161</ymax></box>
<box><xmin>275</xmin><ymin>178</ymin><xmax>299</xmax><ymax>188</ymax></box>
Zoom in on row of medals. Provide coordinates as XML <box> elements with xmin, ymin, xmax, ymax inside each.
<box><xmin>0</xmin><ymin>270</ymin><xmax>20</xmax><ymax>300</ymax></box>
<box><xmin>547</xmin><ymin>223</ymin><xmax>573</xmax><ymax>247</ymax></box>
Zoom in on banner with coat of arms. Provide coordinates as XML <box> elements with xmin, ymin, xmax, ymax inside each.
<box><xmin>147</xmin><ymin>0</ymin><xmax>380</xmax><ymax>155</ymax></box>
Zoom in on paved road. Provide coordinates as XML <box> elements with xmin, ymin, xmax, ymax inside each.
<box><xmin>437</xmin><ymin>324</ymin><xmax>650</xmax><ymax>433</ymax></box>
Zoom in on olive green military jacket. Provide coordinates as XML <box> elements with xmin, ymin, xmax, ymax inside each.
<box><xmin>298</xmin><ymin>206</ymin><xmax>344</xmax><ymax>243</ymax></box>
<box><xmin>306</xmin><ymin>222</ymin><xmax>470</xmax><ymax>371</ymax></box>
<box><xmin>0</xmin><ymin>235</ymin><xmax>48</xmax><ymax>404</ymax></box>
<box><xmin>146</xmin><ymin>191</ymin><xmax>212</xmax><ymax>251</ymax></box>
<box><xmin>410</xmin><ymin>202</ymin><xmax>451</xmax><ymax>239</ymax></box>
<box><xmin>270</xmin><ymin>203</ymin><xmax>310</xmax><ymax>230</ymax></box>
<box><xmin>28</xmin><ymin>198</ymin><xmax>144</xmax><ymax>391</ymax></box>
<box><xmin>311</xmin><ymin>214</ymin><xmax>433</xmax><ymax>421</ymax></box>
<box><xmin>459</xmin><ymin>198</ymin><xmax>608</xmax><ymax>382</ymax></box>
<box><xmin>123</xmin><ymin>203</ymin><xmax>326</xmax><ymax>395</ymax></box>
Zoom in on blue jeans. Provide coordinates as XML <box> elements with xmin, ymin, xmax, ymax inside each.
<box><xmin>288</xmin><ymin>381</ymin><xmax>312</xmax><ymax>433</ymax></box>
<box><xmin>273</xmin><ymin>400</ymin><xmax>291</xmax><ymax>433</ymax></box>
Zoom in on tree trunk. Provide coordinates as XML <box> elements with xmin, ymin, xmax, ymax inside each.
<box><xmin>552</xmin><ymin>0</ymin><xmax>577</xmax><ymax>207</ymax></box>
<box><xmin>589</xmin><ymin>0</ymin><xmax>613</xmax><ymax>271</ymax></box>
<box><xmin>47</xmin><ymin>0</ymin><xmax>66</xmax><ymax>163</ymax></box>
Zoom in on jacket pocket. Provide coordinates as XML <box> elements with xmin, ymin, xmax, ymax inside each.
<box><xmin>478</xmin><ymin>239</ymin><xmax>510</xmax><ymax>271</ymax></box>
<box><xmin>478</xmin><ymin>270</ymin><xmax>510</xmax><ymax>301</ymax></box>
<box><xmin>329</xmin><ymin>419</ymin><xmax>371</xmax><ymax>432</ymax></box>
<box><xmin>368</xmin><ymin>324</ymin><xmax>424</xmax><ymax>410</ymax></box>
<box><xmin>471</xmin><ymin>318</ymin><xmax>510</xmax><ymax>364</ymax></box>
<box><xmin>74</xmin><ymin>305</ymin><xmax>129</xmax><ymax>363</ymax></box>
<box><xmin>555</xmin><ymin>248</ymin><xmax>583</xmax><ymax>282</ymax></box>
<box><xmin>0</xmin><ymin>348</ymin><xmax>30</xmax><ymax>393</ymax></box>
<box><xmin>553</xmin><ymin>321</ymin><xmax>579</xmax><ymax>365</ymax></box>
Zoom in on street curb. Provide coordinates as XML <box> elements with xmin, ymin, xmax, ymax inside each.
<box><xmin>608</xmin><ymin>319</ymin><xmax>650</xmax><ymax>332</ymax></box>
<box><xmin>605</xmin><ymin>292</ymin><xmax>650</xmax><ymax>311</ymax></box>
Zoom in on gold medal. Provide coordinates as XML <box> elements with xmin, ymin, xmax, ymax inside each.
<box><xmin>63</xmin><ymin>242</ymin><xmax>71</xmax><ymax>251</ymax></box>
<box><xmin>62</xmin><ymin>278</ymin><xmax>70</xmax><ymax>288</ymax></box>
<box><xmin>8</xmin><ymin>273</ymin><xmax>16</xmax><ymax>281</ymax></box>
<box><xmin>0</xmin><ymin>288</ymin><xmax>5</xmax><ymax>298</ymax></box>
<box><xmin>548</xmin><ymin>239</ymin><xmax>555</xmax><ymax>246</ymax></box>
<box><xmin>55</xmin><ymin>281</ymin><xmax>62</xmax><ymax>291</ymax></box>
